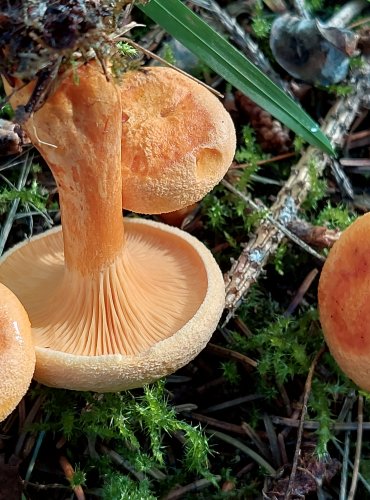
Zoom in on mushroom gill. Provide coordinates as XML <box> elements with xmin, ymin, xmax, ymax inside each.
<box><xmin>0</xmin><ymin>63</ymin><xmax>234</xmax><ymax>392</ymax></box>
<box><xmin>0</xmin><ymin>220</ymin><xmax>208</xmax><ymax>357</ymax></box>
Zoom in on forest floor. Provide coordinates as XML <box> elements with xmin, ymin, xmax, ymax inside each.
<box><xmin>1</xmin><ymin>0</ymin><xmax>370</xmax><ymax>499</ymax></box>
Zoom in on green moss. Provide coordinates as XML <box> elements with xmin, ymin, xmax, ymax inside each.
<box><xmin>251</xmin><ymin>3</ymin><xmax>271</xmax><ymax>40</ymax></box>
<box><xmin>234</xmin><ymin>125</ymin><xmax>266</xmax><ymax>169</ymax></box>
<box><xmin>315</xmin><ymin>202</ymin><xmax>356</xmax><ymax>230</ymax></box>
<box><xmin>221</xmin><ymin>361</ymin><xmax>241</xmax><ymax>386</ymax></box>
<box><xmin>302</xmin><ymin>159</ymin><xmax>327</xmax><ymax>211</ymax></box>
<box><xmin>102</xmin><ymin>474</ymin><xmax>156</xmax><ymax>500</ymax></box>
<box><xmin>231</xmin><ymin>308</ymin><xmax>323</xmax><ymax>387</ymax></box>
<box><xmin>32</xmin><ymin>380</ymin><xmax>213</xmax><ymax>495</ymax></box>
<box><xmin>0</xmin><ymin>179</ymin><xmax>48</xmax><ymax>215</ymax></box>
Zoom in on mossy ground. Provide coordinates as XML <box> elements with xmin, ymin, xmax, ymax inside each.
<box><xmin>1</xmin><ymin>0</ymin><xmax>370</xmax><ymax>499</ymax></box>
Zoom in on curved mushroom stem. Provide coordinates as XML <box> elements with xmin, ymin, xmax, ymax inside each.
<box><xmin>10</xmin><ymin>64</ymin><xmax>125</xmax><ymax>275</ymax></box>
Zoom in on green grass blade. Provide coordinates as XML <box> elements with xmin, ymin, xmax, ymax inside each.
<box><xmin>138</xmin><ymin>0</ymin><xmax>334</xmax><ymax>155</ymax></box>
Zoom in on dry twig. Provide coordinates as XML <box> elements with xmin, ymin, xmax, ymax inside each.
<box><xmin>270</xmin><ymin>417</ymin><xmax>370</xmax><ymax>431</ymax></box>
<box><xmin>188</xmin><ymin>412</ymin><xmax>246</xmax><ymax>435</ymax></box>
<box><xmin>162</xmin><ymin>476</ymin><xmax>221</xmax><ymax>500</ymax></box>
<box><xmin>347</xmin><ymin>395</ymin><xmax>364</xmax><ymax>500</ymax></box>
<box><xmin>334</xmin><ymin>441</ymin><xmax>370</xmax><ymax>494</ymax></box>
<box><xmin>189</xmin><ymin>0</ymin><xmax>291</xmax><ymax>93</ymax></box>
<box><xmin>206</xmin><ymin>342</ymin><xmax>258</xmax><ymax>368</ymax></box>
<box><xmin>284</xmin><ymin>268</ymin><xmax>319</xmax><ymax>316</ymax></box>
<box><xmin>284</xmin><ymin>345</ymin><xmax>325</xmax><ymax>500</ymax></box>
<box><xmin>202</xmin><ymin>394</ymin><xmax>263</xmax><ymax>414</ymax></box>
<box><xmin>206</xmin><ymin>430</ymin><xmax>276</xmax><ymax>476</ymax></box>
<box><xmin>340</xmin><ymin>412</ymin><xmax>353</xmax><ymax>500</ymax></box>
<box><xmin>59</xmin><ymin>456</ymin><xmax>85</xmax><ymax>500</ymax></box>
<box><xmin>224</xmin><ymin>64</ymin><xmax>370</xmax><ymax>323</ymax></box>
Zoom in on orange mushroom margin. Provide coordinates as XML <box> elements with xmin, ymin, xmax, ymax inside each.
<box><xmin>318</xmin><ymin>212</ymin><xmax>370</xmax><ymax>391</ymax></box>
<box><xmin>0</xmin><ymin>63</ymin><xmax>236</xmax><ymax>392</ymax></box>
<box><xmin>0</xmin><ymin>283</ymin><xmax>35</xmax><ymax>422</ymax></box>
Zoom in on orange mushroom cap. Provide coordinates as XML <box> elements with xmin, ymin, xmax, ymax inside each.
<box><xmin>318</xmin><ymin>212</ymin><xmax>370</xmax><ymax>390</ymax></box>
<box><xmin>0</xmin><ymin>283</ymin><xmax>35</xmax><ymax>422</ymax></box>
<box><xmin>119</xmin><ymin>67</ymin><xmax>236</xmax><ymax>214</ymax></box>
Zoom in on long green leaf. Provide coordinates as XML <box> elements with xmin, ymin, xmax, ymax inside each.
<box><xmin>138</xmin><ymin>0</ymin><xmax>334</xmax><ymax>155</ymax></box>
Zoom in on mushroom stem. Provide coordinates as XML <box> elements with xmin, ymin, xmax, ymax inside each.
<box><xmin>10</xmin><ymin>64</ymin><xmax>125</xmax><ymax>275</ymax></box>
<box><xmin>55</xmin><ymin>146</ymin><xmax>125</xmax><ymax>275</ymax></box>
<box><xmin>0</xmin><ymin>62</ymin><xmax>231</xmax><ymax>384</ymax></box>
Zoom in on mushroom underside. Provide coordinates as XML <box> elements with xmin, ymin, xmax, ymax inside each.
<box><xmin>0</xmin><ymin>219</ymin><xmax>225</xmax><ymax>392</ymax></box>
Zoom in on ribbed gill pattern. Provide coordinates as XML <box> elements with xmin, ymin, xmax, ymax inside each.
<box><xmin>0</xmin><ymin>223</ymin><xmax>207</xmax><ymax>356</ymax></box>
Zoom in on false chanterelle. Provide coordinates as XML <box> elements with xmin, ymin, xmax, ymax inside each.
<box><xmin>0</xmin><ymin>63</ymin><xmax>236</xmax><ymax>392</ymax></box>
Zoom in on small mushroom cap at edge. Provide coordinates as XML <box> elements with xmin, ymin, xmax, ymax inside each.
<box><xmin>0</xmin><ymin>283</ymin><xmax>35</xmax><ymax>422</ymax></box>
<box><xmin>318</xmin><ymin>212</ymin><xmax>370</xmax><ymax>391</ymax></box>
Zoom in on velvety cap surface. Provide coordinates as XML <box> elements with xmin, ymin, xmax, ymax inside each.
<box><xmin>0</xmin><ymin>283</ymin><xmax>35</xmax><ymax>421</ymax></box>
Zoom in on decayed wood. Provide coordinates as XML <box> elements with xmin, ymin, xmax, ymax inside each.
<box><xmin>224</xmin><ymin>64</ymin><xmax>370</xmax><ymax>324</ymax></box>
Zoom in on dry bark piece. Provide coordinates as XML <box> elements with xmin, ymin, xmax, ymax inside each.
<box><xmin>0</xmin><ymin>63</ymin><xmax>233</xmax><ymax>392</ymax></box>
<box><xmin>287</xmin><ymin>218</ymin><xmax>341</xmax><ymax>249</ymax></box>
<box><xmin>318</xmin><ymin>212</ymin><xmax>370</xmax><ymax>391</ymax></box>
<box><xmin>120</xmin><ymin>67</ymin><xmax>236</xmax><ymax>214</ymax></box>
<box><xmin>0</xmin><ymin>283</ymin><xmax>35</xmax><ymax>422</ymax></box>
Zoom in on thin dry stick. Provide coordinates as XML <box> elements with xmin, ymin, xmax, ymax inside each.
<box><xmin>230</xmin><ymin>151</ymin><xmax>296</xmax><ymax>170</ymax></box>
<box><xmin>284</xmin><ymin>345</ymin><xmax>326</xmax><ymax>500</ymax></box>
<box><xmin>206</xmin><ymin>342</ymin><xmax>258</xmax><ymax>368</ymax></box>
<box><xmin>338</xmin><ymin>390</ymin><xmax>356</xmax><ymax>500</ymax></box>
<box><xmin>263</xmin><ymin>413</ymin><xmax>282</xmax><ymax>468</ymax></box>
<box><xmin>284</xmin><ymin>268</ymin><xmax>319</xmax><ymax>316</ymax></box>
<box><xmin>189</xmin><ymin>0</ymin><xmax>292</xmax><ymax>94</ymax></box>
<box><xmin>14</xmin><ymin>394</ymin><xmax>45</xmax><ymax>457</ymax></box>
<box><xmin>189</xmin><ymin>412</ymin><xmax>246</xmax><ymax>435</ymax></box>
<box><xmin>59</xmin><ymin>456</ymin><xmax>85</xmax><ymax>500</ymax></box>
<box><xmin>224</xmin><ymin>63</ymin><xmax>370</xmax><ymax>323</ymax></box>
<box><xmin>100</xmin><ymin>444</ymin><xmax>166</xmax><ymax>481</ymax></box>
<box><xmin>121</xmin><ymin>37</ymin><xmax>223</xmax><ymax>98</ymax></box>
<box><xmin>162</xmin><ymin>476</ymin><xmax>221</xmax><ymax>500</ymax></box>
<box><xmin>347</xmin><ymin>395</ymin><xmax>364</xmax><ymax>500</ymax></box>
<box><xmin>340</xmin><ymin>412</ymin><xmax>353</xmax><ymax>500</ymax></box>
<box><xmin>206</xmin><ymin>430</ymin><xmax>276</xmax><ymax>476</ymax></box>
<box><xmin>242</xmin><ymin>421</ymin><xmax>273</xmax><ymax>461</ymax></box>
<box><xmin>334</xmin><ymin>440</ymin><xmax>370</xmax><ymax>494</ymax></box>
<box><xmin>202</xmin><ymin>394</ymin><xmax>263</xmax><ymax>414</ymax></box>
<box><xmin>221</xmin><ymin>179</ymin><xmax>326</xmax><ymax>263</ymax></box>
<box><xmin>329</xmin><ymin>0</ymin><xmax>368</xmax><ymax>27</ymax></box>
<box><xmin>271</xmin><ymin>416</ymin><xmax>370</xmax><ymax>431</ymax></box>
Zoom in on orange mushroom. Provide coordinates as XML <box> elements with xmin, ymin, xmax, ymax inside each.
<box><xmin>0</xmin><ymin>283</ymin><xmax>35</xmax><ymax>422</ymax></box>
<box><xmin>119</xmin><ymin>67</ymin><xmax>236</xmax><ymax>214</ymax></box>
<box><xmin>0</xmin><ymin>63</ymin><xmax>236</xmax><ymax>392</ymax></box>
<box><xmin>318</xmin><ymin>212</ymin><xmax>370</xmax><ymax>390</ymax></box>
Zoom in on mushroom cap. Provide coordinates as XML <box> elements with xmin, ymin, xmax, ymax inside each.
<box><xmin>318</xmin><ymin>212</ymin><xmax>370</xmax><ymax>391</ymax></box>
<box><xmin>120</xmin><ymin>67</ymin><xmax>236</xmax><ymax>214</ymax></box>
<box><xmin>0</xmin><ymin>219</ymin><xmax>225</xmax><ymax>392</ymax></box>
<box><xmin>0</xmin><ymin>283</ymin><xmax>35</xmax><ymax>421</ymax></box>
